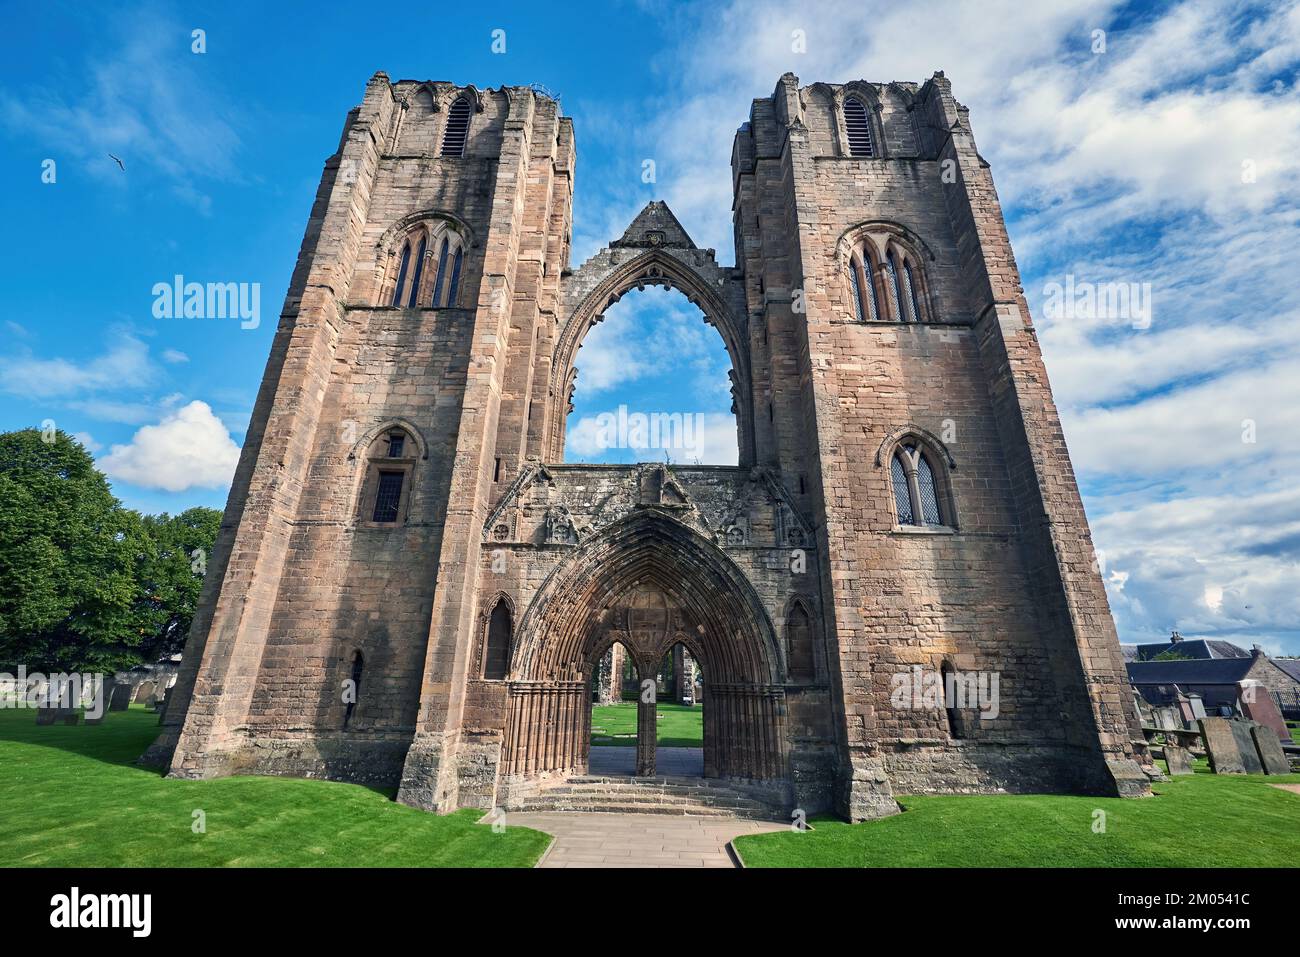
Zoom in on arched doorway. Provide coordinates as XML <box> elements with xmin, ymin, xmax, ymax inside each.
<box><xmin>501</xmin><ymin>511</ymin><xmax>787</xmax><ymax>784</ymax></box>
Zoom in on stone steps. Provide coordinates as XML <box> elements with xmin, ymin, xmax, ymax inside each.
<box><xmin>509</xmin><ymin>777</ymin><xmax>790</xmax><ymax>821</ymax></box>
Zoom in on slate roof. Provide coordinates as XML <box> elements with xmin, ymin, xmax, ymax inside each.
<box><xmin>1272</xmin><ymin>658</ymin><xmax>1300</xmax><ymax>683</ymax></box>
<box><xmin>1122</xmin><ymin>638</ymin><xmax>1250</xmax><ymax>662</ymax></box>
<box><xmin>1126</xmin><ymin>658</ymin><xmax>1257</xmax><ymax>685</ymax></box>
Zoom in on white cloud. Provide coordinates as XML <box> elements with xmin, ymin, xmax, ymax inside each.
<box><xmin>161</xmin><ymin>349</ymin><xmax>189</xmax><ymax>364</ymax></box>
<box><xmin>610</xmin><ymin>0</ymin><xmax>1300</xmax><ymax>652</ymax></box>
<box><xmin>99</xmin><ymin>400</ymin><xmax>241</xmax><ymax>492</ymax></box>
<box><xmin>72</xmin><ymin>431</ymin><xmax>101</xmax><ymax>454</ymax></box>
<box><xmin>0</xmin><ymin>332</ymin><xmax>158</xmax><ymax>399</ymax></box>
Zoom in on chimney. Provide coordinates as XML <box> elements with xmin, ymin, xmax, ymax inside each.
<box><xmin>1252</xmin><ymin>644</ymin><xmax>1265</xmax><ymax>659</ymax></box>
<box><xmin>1169</xmin><ymin>630</ymin><xmax>1182</xmax><ymax>643</ymax></box>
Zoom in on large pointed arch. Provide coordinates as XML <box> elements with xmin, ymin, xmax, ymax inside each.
<box><xmin>501</xmin><ymin>509</ymin><xmax>788</xmax><ymax>781</ymax></box>
<box><xmin>510</xmin><ymin>509</ymin><xmax>780</xmax><ymax>684</ymax></box>
<box><xmin>547</xmin><ymin>204</ymin><xmax>754</xmax><ymax>466</ymax></box>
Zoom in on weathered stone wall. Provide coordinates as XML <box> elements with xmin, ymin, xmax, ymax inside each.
<box><xmin>732</xmin><ymin>73</ymin><xmax>1147</xmax><ymax>818</ymax></box>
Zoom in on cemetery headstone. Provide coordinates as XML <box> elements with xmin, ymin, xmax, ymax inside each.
<box><xmin>1198</xmin><ymin>717</ymin><xmax>1245</xmax><ymax>774</ymax></box>
<box><xmin>1250</xmin><ymin>724</ymin><xmax>1291</xmax><ymax>775</ymax></box>
<box><xmin>1163</xmin><ymin>744</ymin><xmax>1194</xmax><ymax>775</ymax></box>
<box><xmin>1229</xmin><ymin>720</ymin><xmax>1264</xmax><ymax>774</ymax></box>
<box><xmin>109</xmin><ymin>681</ymin><xmax>133</xmax><ymax>711</ymax></box>
<box><xmin>1237</xmin><ymin>682</ymin><xmax>1291</xmax><ymax>742</ymax></box>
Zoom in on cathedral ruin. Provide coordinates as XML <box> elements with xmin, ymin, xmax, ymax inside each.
<box><xmin>144</xmin><ymin>71</ymin><xmax>1151</xmax><ymax>820</ymax></box>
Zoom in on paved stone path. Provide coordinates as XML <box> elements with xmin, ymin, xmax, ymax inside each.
<box><xmin>589</xmin><ymin>746</ymin><xmax>702</xmax><ymax>776</ymax></box>
<box><xmin>504</xmin><ymin>811</ymin><xmax>787</xmax><ymax>868</ymax></box>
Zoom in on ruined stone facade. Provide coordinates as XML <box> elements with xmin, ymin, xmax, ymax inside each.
<box><xmin>144</xmin><ymin>71</ymin><xmax>1150</xmax><ymax>820</ymax></box>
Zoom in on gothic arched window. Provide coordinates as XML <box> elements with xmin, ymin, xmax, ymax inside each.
<box><xmin>344</xmin><ymin>650</ymin><xmax>364</xmax><ymax>728</ymax></box>
<box><xmin>406</xmin><ymin>236</ymin><xmax>427</xmax><ymax>308</ymax></box>
<box><xmin>886</xmin><ymin>249</ymin><xmax>905</xmax><ymax>320</ymax></box>
<box><xmin>843</xmin><ymin>230</ymin><xmax>931</xmax><ymax>323</ymax></box>
<box><xmin>430</xmin><ymin>232</ymin><xmax>467</xmax><ymax>307</ymax></box>
<box><xmin>786</xmin><ymin>603</ymin><xmax>815</xmax><ymax>683</ymax></box>
<box><xmin>483</xmin><ymin>599</ymin><xmax>511</xmax><ymax>680</ymax></box>
<box><xmin>890</xmin><ymin>441</ymin><xmax>949</xmax><ymax>527</ymax></box>
<box><xmin>849</xmin><ymin>248</ymin><xmax>881</xmax><ymax>322</ymax></box>
<box><xmin>447</xmin><ymin>246</ymin><xmax>464</xmax><ymax>306</ymax></box>
<box><xmin>389</xmin><ymin>241</ymin><xmax>412</xmax><ymax>307</ymax></box>
<box><xmin>843</xmin><ymin>96</ymin><xmax>874</xmax><ymax>157</ymax></box>
<box><xmin>441</xmin><ymin>97</ymin><xmax>471</xmax><ymax>156</ymax></box>
<box><xmin>359</xmin><ymin>426</ymin><xmax>417</xmax><ymax>526</ymax></box>
<box><xmin>940</xmin><ymin>660</ymin><xmax>965</xmax><ymax>739</ymax></box>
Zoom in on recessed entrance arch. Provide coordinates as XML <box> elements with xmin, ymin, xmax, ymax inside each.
<box><xmin>501</xmin><ymin>510</ymin><xmax>787</xmax><ymax>783</ymax></box>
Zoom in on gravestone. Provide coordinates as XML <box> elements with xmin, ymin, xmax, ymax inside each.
<box><xmin>59</xmin><ymin>708</ymin><xmax>80</xmax><ymax>726</ymax></box>
<box><xmin>1229</xmin><ymin>721</ymin><xmax>1264</xmax><ymax>774</ymax></box>
<box><xmin>35</xmin><ymin>708</ymin><xmax>57</xmax><ymax>726</ymax></box>
<box><xmin>1198</xmin><ymin>717</ymin><xmax>1245</xmax><ymax>774</ymax></box>
<box><xmin>109</xmin><ymin>681</ymin><xmax>133</xmax><ymax>711</ymax></box>
<box><xmin>1237</xmin><ymin>682</ymin><xmax>1291</xmax><ymax>743</ymax></box>
<box><xmin>1250</xmin><ymin>724</ymin><xmax>1291</xmax><ymax>775</ymax></box>
<box><xmin>1163</xmin><ymin>744</ymin><xmax>1194</xmax><ymax>776</ymax></box>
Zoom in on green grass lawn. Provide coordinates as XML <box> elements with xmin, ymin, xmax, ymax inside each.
<box><xmin>589</xmin><ymin>701</ymin><xmax>702</xmax><ymax>748</ymax></box>
<box><xmin>734</xmin><ymin>767</ymin><xmax>1300</xmax><ymax>867</ymax></box>
<box><xmin>0</xmin><ymin>707</ymin><xmax>551</xmax><ymax>867</ymax></box>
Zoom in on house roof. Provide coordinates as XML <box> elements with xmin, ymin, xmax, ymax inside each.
<box><xmin>1123</xmin><ymin>638</ymin><xmax>1250</xmax><ymax>662</ymax></box>
<box><xmin>1271</xmin><ymin>658</ymin><xmax>1300</xmax><ymax>683</ymax></box>
<box><xmin>1126</xmin><ymin>658</ymin><xmax>1257</xmax><ymax>685</ymax></box>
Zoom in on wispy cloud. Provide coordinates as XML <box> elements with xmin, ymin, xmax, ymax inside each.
<box><xmin>0</xmin><ymin>10</ymin><xmax>243</xmax><ymax>211</ymax></box>
<box><xmin>0</xmin><ymin>330</ymin><xmax>159</xmax><ymax>399</ymax></box>
<box><xmin>596</xmin><ymin>0</ymin><xmax>1300</xmax><ymax>650</ymax></box>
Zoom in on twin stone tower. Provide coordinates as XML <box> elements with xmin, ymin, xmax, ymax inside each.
<box><xmin>144</xmin><ymin>71</ymin><xmax>1151</xmax><ymax>820</ymax></box>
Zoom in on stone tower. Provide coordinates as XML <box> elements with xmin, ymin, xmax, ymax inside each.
<box><xmin>145</xmin><ymin>71</ymin><xmax>1149</xmax><ymax>821</ymax></box>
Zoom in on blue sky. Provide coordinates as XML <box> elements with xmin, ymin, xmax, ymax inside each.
<box><xmin>3</xmin><ymin>0</ymin><xmax>1299</xmax><ymax>654</ymax></box>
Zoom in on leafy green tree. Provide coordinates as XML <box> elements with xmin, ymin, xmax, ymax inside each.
<box><xmin>131</xmin><ymin>507</ymin><xmax>222</xmax><ymax>660</ymax></box>
<box><xmin>0</xmin><ymin>428</ymin><xmax>222</xmax><ymax>672</ymax></box>
<box><xmin>0</xmin><ymin>429</ymin><xmax>137</xmax><ymax>671</ymax></box>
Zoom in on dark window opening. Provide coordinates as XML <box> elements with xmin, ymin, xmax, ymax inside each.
<box><xmin>441</xmin><ymin>97</ymin><xmax>471</xmax><ymax>156</ymax></box>
<box><xmin>941</xmin><ymin>661</ymin><xmax>965</xmax><ymax>739</ymax></box>
<box><xmin>447</xmin><ymin>247</ymin><xmax>464</xmax><ymax>306</ymax></box>
<box><xmin>484</xmin><ymin>601</ymin><xmax>511</xmax><ymax>680</ymax></box>
<box><xmin>431</xmin><ymin>238</ymin><xmax>450</xmax><ymax>307</ymax></box>
<box><xmin>344</xmin><ymin>651</ymin><xmax>364</xmax><ymax>728</ymax></box>
<box><xmin>372</xmin><ymin>470</ymin><xmax>404</xmax><ymax>523</ymax></box>
<box><xmin>787</xmin><ymin>604</ymin><xmax>815</xmax><ymax>683</ymax></box>
<box><xmin>407</xmin><ymin>237</ymin><xmax>427</xmax><ymax>308</ymax></box>
<box><xmin>390</xmin><ymin>242</ymin><xmax>411</xmax><ymax>307</ymax></box>
<box><xmin>386</xmin><ymin>433</ymin><xmax>406</xmax><ymax>458</ymax></box>
<box><xmin>891</xmin><ymin>452</ymin><xmax>913</xmax><ymax>525</ymax></box>
<box><xmin>917</xmin><ymin>453</ymin><xmax>942</xmax><ymax>525</ymax></box>
<box><xmin>844</xmin><ymin>96</ymin><xmax>874</xmax><ymax>157</ymax></box>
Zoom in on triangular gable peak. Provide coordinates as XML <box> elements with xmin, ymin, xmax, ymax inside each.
<box><xmin>610</xmin><ymin>201</ymin><xmax>697</xmax><ymax>250</ymax></box>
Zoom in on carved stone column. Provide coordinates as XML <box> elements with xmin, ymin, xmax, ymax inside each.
<box><xmin>636</xmin><ymin>665</ymin><xmax>657</xmax><ymax>777</ymax></box>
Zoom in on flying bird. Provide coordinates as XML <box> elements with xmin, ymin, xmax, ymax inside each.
<box><xmin>109</xmin><ymin>153</ymin><xmax>124</xmax><ymax>171</ymax></box>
